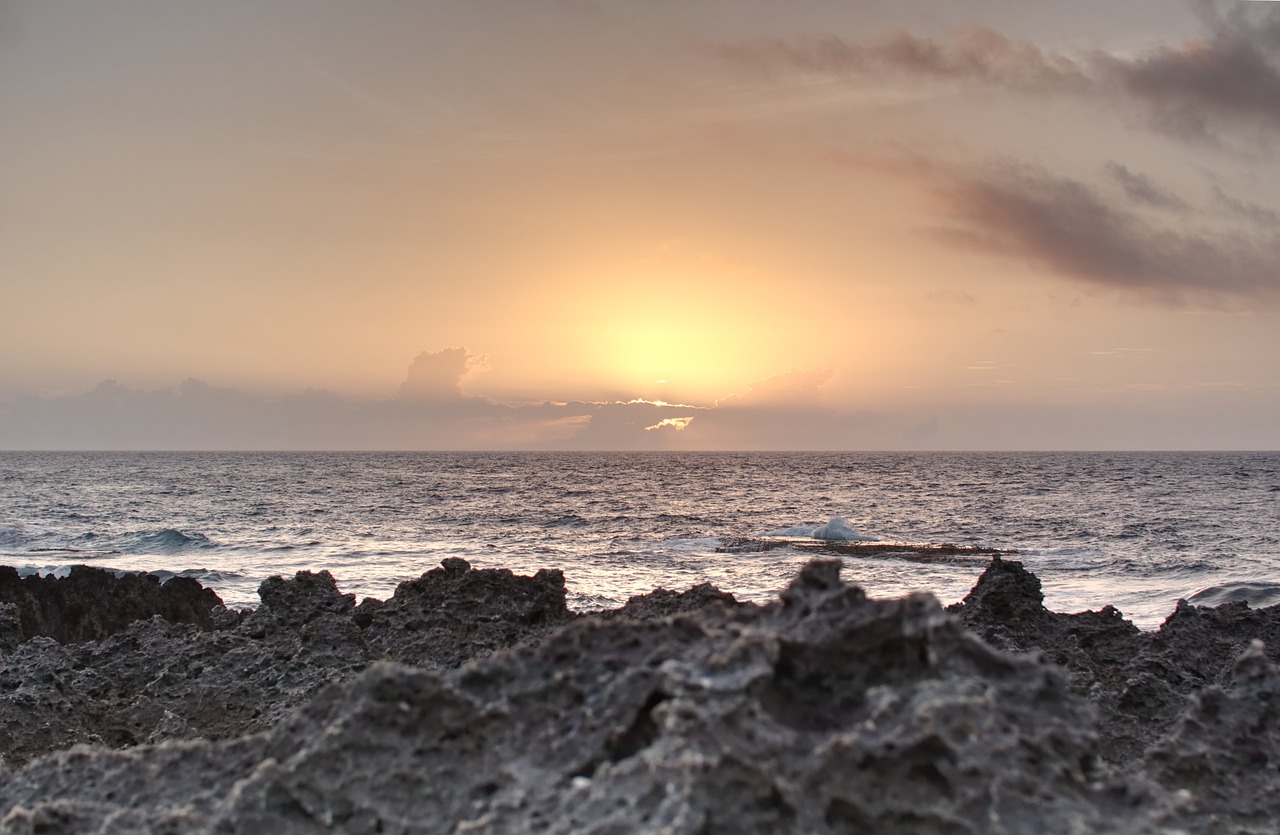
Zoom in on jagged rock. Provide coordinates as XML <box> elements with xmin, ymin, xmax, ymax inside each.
<box><xmin>0</xmin><ymin>566</ymin><xmax>223</xmax><ymax>645</ymax></box>
<box><xmin>946</xmin><ymin>554</ymin><xmax>1060</xmax><ymax>643</ymax></box>
<box><xmin>355</xmin><ymin>558</ymin><xmax>573</xmax><ymax>667</ymax></box>
<box><xmin>1145</xmin><ymin>641</ymin><xmax>1280</xmax><ymax>830</ymax></box>
<box><xmin>0</xmin><ymin>559</ymin><xmax>1158</xmax><ymax>834</ymax></box>
<box><xmin>948</xmin><ymin>556</ymin><xmax>1278</xmax><ymax>764</ymax></box>
<box><xmin>600</xmin><ymin>582</ymin><xmax>738</xmax><ymax>621</ymax></box>
<box><xmin>3</xmin><ymin>558</ymin><xmax>1280</xmax><ymax>832</ymax></box>
<box><xmin>0</xmin><ymin>561</ymin><xmax>571</xmax><ymax>769</ymax></box>
<box><xmin>0</xmin><ymin>612</ymin><xmax>359</xmax><ymax>769</ymax></box>
<box><xmin>0</xmin><ymin>604</ymin><xmax>22</xmax><ymax>654</ymax></box>
<box><xmin>1142</xmin><ymin>597</ymin><xmax>1280</xmax><ymax>690</ymax></box>
<box><xmin>240</xmin><ymin>570</ymin><xmax>356</xmax><ymax>637</ymax></box>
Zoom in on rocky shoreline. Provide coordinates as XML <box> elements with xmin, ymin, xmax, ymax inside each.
<box><xmin>1</xmin><ymin>558</ymin><xmax>1279</xmax><ymax>832</ymax></box>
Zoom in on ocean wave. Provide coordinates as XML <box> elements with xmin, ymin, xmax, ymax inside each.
<box><xmin>113</xmin><ymin>529</ymin><xmax>216</xmax><ymax>553</ymax></box>
<box><xmin>764</xmin><ymin>516</ymin><xmax>877</xmax><ymax>542</ymax></box>
<box><xmin>1187</xmin><ymin>582</ymin><xmax>1280</xmax><ymax>609</ymax></box>
<box><xmin>148</xmin><ymin>568</ymin><xmax>246</xmax><ymax>584</ymax></box>
<box><xmin>0</xmin><ymin>526</ymin><xmax>31</xmax><ymax>547</ymax></box>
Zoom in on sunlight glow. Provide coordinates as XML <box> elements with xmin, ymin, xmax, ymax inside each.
<box><xmin>644</xmin><ymin>416</ymin><xmax>695</xmax><ymax>432</ymax></box>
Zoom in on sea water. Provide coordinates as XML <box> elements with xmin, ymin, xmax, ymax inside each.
<box><xmin>0</xmin><ymin>451</ymin><xmax>1277</xmax><ymax>629</ymax></box>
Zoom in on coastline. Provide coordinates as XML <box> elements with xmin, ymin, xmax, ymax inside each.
<box><xmin>1</xmin><ymin>557</ymin><xmax>1278</xmax><ymax>832</ymax></box>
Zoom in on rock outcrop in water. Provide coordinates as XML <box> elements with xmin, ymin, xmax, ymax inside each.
<box><xmin>2</xmin><ymin>557</ymin><xmax>1280</xmax><ymax>832</ymax></box>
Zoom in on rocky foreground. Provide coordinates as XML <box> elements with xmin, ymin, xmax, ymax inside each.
<box><xmin>1</xmin><ymin>558</ymin><xmax>1279</xmax><ymax>833</ymax></box>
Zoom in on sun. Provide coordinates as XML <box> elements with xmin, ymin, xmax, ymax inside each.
<box><xmin>588</xmin><ymin>314</ymin><xmax>740</xmax><ymax>399</ymax></box>
<box><xmin>517</xmin><ymin>252</ymin><xmax>859</xmax><ymax>404</ymax></box>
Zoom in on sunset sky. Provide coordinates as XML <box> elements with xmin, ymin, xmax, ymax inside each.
<box><xmin>2</xmin><ymin>0</ymin><xmax>1278</xmax><ymax>450</ymax></box>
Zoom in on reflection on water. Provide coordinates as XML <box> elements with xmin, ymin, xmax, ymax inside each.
<box><xmin>0</xmin><ymin>451</ymin><xmax>1277</xmax><ymax>629</ymax></box>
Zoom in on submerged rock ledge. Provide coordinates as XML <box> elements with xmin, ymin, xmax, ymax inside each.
<box><xmin>1</xmin><ymin>557</ymin><xmax>1279</xmax><ymax>833</ymax></box>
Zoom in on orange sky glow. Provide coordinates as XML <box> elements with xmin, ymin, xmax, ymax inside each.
<box><xmin>2</xmin><ymin>1</ymin><xmax>1278</xmax><ymax>449</ymax></box>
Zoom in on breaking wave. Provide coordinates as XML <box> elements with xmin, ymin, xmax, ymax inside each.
<box><xmin>765</xmin><ymin>516</ymin><xmax>877</xmax><ymax>542</ymax></box>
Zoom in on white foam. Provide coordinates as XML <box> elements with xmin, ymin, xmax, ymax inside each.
<box><xmin>765</xmin><ymin>525</ymin><xmax>819</xmax><ymax>537</ymax></box>
<box><xmin>765</xmin><ymin>517</ymin><xmax>877</xmax><ymax>542</ymax></box>
<box><xmin>812</xmin><ymin>517</ymin><xmax>875</xmax><ymax>541</ymax></box>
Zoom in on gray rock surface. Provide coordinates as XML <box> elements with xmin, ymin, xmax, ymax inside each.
<box><xmin>354</xmin><ymin>557</ymin><xmax>572</xmax><ymax>668</ymax></box>
<box><xmin>949</xmin><ymin>554</ymin><xmax>1280</xmax><ymax>766</ymax></box>
<box><xmin>0</xmin><ymin>560</ymin><xmax>569</xmax><ymax>769</ymax></box>
<box><xmin>0</xmin><ymin>566</ymin><xmax>223</xmax><ymax>649</ymax></box>
<box><xmin>1</xmin><ymin>557</ymin><xmax>1279</xmax><ymax>832</ymax></box>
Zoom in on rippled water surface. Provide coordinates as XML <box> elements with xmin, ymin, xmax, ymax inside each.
<box><xmin>1</xmin><ymin>452</ymin><xmax>1277</xmax><ymax>628</ymax></box>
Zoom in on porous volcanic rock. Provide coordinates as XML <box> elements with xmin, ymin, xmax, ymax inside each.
<box><xmin>1143</xmin><ymin>639</ymin><xmax>1280</xmax><ymax>831</ymax></box>
<box><xmin>354</xmin><ymin>557</ymin><xmax>573</xmax><ymax>667</ymax></box>
<box><xmin>0</xmin><ymin>559</ymin><xmax>1160</xmax><ymax>834</ymax></box>
<box><xmin>949</xmin><ymin>555</ymin><xmax>1280</xmax><ymax>765</ymax></box>
<box><xmin>0</xmin><ymin>565</ymin><xmax>223</xmax><ymax>647</ymax></box>
<box><xmin>0</xmin><ymin>561</ymin><xmax>573</xmax><ymax>769</ymax></box>
<box><xmin>598</xmin><ymin>582</ymin><xmax>739</xmax><ymax>621</ymax></box>
<box><xmin>4</xmin><ymin>558</ymin><xmax>1280</xmax><ymax>832</ymax></box>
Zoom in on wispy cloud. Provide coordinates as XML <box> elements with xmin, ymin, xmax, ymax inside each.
<box><xmin>1085</xmin><ymin>348</ymin><xmax>1155</xmax><ymax>359</ymax></box>
<box><xmin>926</xmin><ymin>160</ymin><xmax>1280</xmax><ymax>308</ymax></box>
<box><xmin>1212</xmin><ymin>185</ymin><xmax>1280</xmax><ymax>226</ymax></box>
<box><xmin>1104</xmin><ymin>163</ymin><xmax>1190</xmax><ymax>212</ymax></box>
<box><xmin>716</xmin><ymin>0</ymin><xmax>1280</xmax><ymax>145</ymax></box>
<box><xmin>717</xmin><ymin>24</ymin><xmax>1089</xmax><ymax>92</ymax></box>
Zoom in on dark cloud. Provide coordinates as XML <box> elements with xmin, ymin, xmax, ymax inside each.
<box><xmin>1094</xmin><ymin>1</ymin><xmax>1280</xmax><ymax>144</ymax></box>
<box><xmin>928</xmin><ymin>161</ymin><xmax>1280</xmax><ymax>307</ymax></box>
<box><xmin>1104</xmin><ymin>162</ymin><xmax>1190</xmax><ymax>212</ymax></box>
<box><xmin>1212</xmin><ymin>185</ymin><xmax>1280</xmax><ymax>226</ymax></box>
<box><xmin>717</xmin><ymin>1</ymin><xmax>1280</xmax><ymax>145</ymax></box>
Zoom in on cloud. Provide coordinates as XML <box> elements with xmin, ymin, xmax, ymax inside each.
<box><xmin>718</xmin><ymin>24</ymin><xmax>1090</xmax><ymax>92</ymax></box>
<box><xmin>6</xmin><ymin>349</ymin><xmax>1272</xmax><ymax>451</ymax></box>
<box><xmin>717</xmin><ymin>1</ymin><xmax>1280</xmax><ymax>145</ymax></box>
<box><xmin>1104</xmin><ymin>162</ymin><xmax>1190</xmax><ymax>212</ymax></box>
<box><xmin>398</xmin><ymin>347</ymin><xmax>488</xmax><ymax>401</ymax></box>
<box><xmin>1085</xmin><ymin>348</ymin><xmax>1154</xmax><ymax>359</ymax></box>
<box><xmin>1212</xmin><ymin>185</ymin><xmax>1280</xmax><ymax>226</ymax></box>
<box><xmin>644</xmin><ymin>416</ymin><xmax>694</xmax><ymax>432</ymax></box>
<box><xmin>715</xmin><ymin>368</ymin><xmax>837</xmax><ymax>408</ymax></box>
<box><xmin>0</xmin><ymin>355</ymin><xmax>889</xmax><ymax>450</ymax></box>
<box><xmin>1096</xmin><ymin>0</ymin><xmax>1280</xmax><ymax>144</ymax></box>
<box><xmin>926</xmin><ymin>160</ymin><xmax>1280</xmax><ymax>308</ymax></box>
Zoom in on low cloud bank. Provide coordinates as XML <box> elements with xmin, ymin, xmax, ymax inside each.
<box><xmin>0</xmin><ymin>351</ymin><xmax>872</xmax><ymax>451</ymax></box>
<box><xmin>4</xmin><ymin>349</ymin><xmax>1274</xmax><ymax>451</ymax></box>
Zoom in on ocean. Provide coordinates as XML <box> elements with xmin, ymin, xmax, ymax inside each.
<box><xmin>1</xmin><ymin>451</ymin><xmax>1277</xmax><ymax>629</ymax></box>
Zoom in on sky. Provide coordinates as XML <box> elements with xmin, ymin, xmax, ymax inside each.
<box><xmin>2</xmin><ymin>0</ymin><xmax>1278</xmax><ymax>450</ymax></box>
